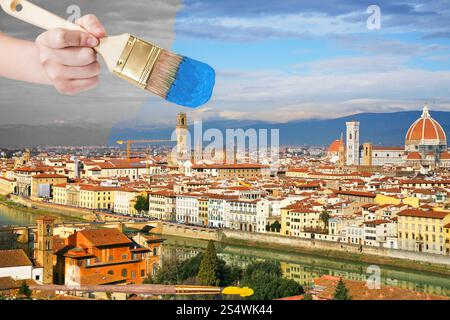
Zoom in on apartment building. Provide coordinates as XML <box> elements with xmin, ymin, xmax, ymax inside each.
<box><xmin>397</xmin><ymin>209</ymin><xmax>450</xmax><ymax>255</ymax></box>
<box><xmin>148</xmin><ymin>190</ymin><xmax>176</xmax><ymax>221</ymax></box>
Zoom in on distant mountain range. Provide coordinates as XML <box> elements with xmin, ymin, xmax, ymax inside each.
<box><xmin>1</xmin><ymin>110</ymin><xmax>449</xmax><ymax>148</ymax></box>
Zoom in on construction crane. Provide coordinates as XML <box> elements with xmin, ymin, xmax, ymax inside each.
<box><xmin>116</xmin><ymin>139</ymin><xmax>172</xmax><ymax>159</ymax></box>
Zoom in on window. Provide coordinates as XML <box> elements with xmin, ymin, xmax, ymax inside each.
<box><xmin>141</xmin><ymin>270</ymin><xmax>145</xmax><ymax>277</ymax></box>
<box><xmin>121</xmin><ymin>269</ymin><xmax>127</xmax><ymax>277</ymax></box>
<box><xmin>107</xmin><ymin>270</ymin><xmax>114</xmax><ymax>275</ymax></box>
<box><xmin>131</xmin><ymin>270</ymin><xmax>136</xmax><ymax>279</ymax></box>
<box><xmin>108</xmin><ymin>255</ymin><xmax>113</xmax><ymax>262</ymax></box>
<box><xmin>122</xmin><ymin>254</ymin><xmax>128</xmax><ymax>260</ymax></box>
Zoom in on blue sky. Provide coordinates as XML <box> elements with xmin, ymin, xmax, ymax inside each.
<box><xmin>164</xmin><ymin>0</ymin><xmax>450</xmax><ymax>124</ymax></box>
<box><xmin>1</xmin><ymin>0</ymin><xmax>450</xmax><ymax>129</ymax></box>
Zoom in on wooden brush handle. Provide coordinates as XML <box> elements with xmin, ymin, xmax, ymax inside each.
<box><xmin>0</xmin><ymin>0</ymin><xmax>85</xmax><ymax>32</ymax></box>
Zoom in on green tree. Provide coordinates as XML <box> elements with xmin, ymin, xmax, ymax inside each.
<box><xmin>143</xmin><ymin>274</ymin><xmax>154</xmax><ymax>284</ymax></box>
<box><xmin>241</xmin><ymin>261</ymin><xmax>304</xmax><ymax>300</ymax></box>
<box><xmin>134</xmin><ymin>195</ymin><xmax>149</xmax><ymax>213</ymax></box>
<box><xmin>320</xmin><ymin>211</ymin><xmax>330</xmax><ymax>228</ymax></box>
<box><xmin>197</xmin><ymin>241</ymin><xmax>220</xmax><ymax>286</ymax></box>
<box><xmin>243</xmin><ymin>260</ymin><xmax>282</xmax><ymax>278</ymax></box>
<box><xmin>218</xmin><ymin>260</ymin><xmax>242</xmax><ymax>287</ymax></box>
<box><xmin>333</xmin><ymin>278</ymin><xmax>351</xmax><ymax>300</ymax></box>
<box><xmin>18</xmin><ymin>280</ymin><xmax>32</xmax><ymax>299</ymax></box>
<box><xmin>269</xmin><ymin>221</ymin><xmax>282</xmax><ymax>232</ymax></box>
<box><xmin>303</xmin><ymin>293</ymin><xmax>313</xmax><ymax>300</ymax></box>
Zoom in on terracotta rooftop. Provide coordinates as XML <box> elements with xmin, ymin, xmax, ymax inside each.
<box><xmin>397</xmin><ymin>209</ymin><xmax>449</xmax><ymax>220</ymax></box>
<box><xmin>32</xmin><ymin>173</ymin><xmax>67</xmax><ymax>179</ymax></box>
<box><xmin>79</xmin><ymin>273</ymin><xmax>126</xmax><ymax>285</ymax></box>
<box><xmin>336</xmin><ymin>190</ymin><xmax>376</xmax><ymax>198</ymax></box>
<box><xmin>0</xmin><ymin>276</ymin><xmax>19</xmax><ymax>290</ymax></box>
<box><xmin>79</xmin><ymin>228</ymin><xmax>132</xmax><ymax>247</ymax></box>
<box><xmin>312</xmin><ymin>275</ymin><xmax>448</xmax><ymax>300</ymax></box>
<box><xmin>0</xmin><ymin>249</ymin><xmax>32</xmax><ymax>268</ymax></box>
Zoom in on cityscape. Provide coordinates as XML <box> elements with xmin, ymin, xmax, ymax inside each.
<box><xmin>1</xmin><ymin>0</ymin><xmax>450</xmax><ymax>309</ymax></box>
<box><xmin>0</xmin><ymin>107</ymin><xmax>449</xmax><ymax>300</ymax></box>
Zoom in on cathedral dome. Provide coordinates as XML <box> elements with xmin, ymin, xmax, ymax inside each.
<box><xmin>405</xmin><ymin>106</ymin><xmax>446</xmax><ymax>147</ymax></box>
<box><xmin>327</xmin><ymin>139</ymin><xmax>343</xmax><ymax>153</ymax></box>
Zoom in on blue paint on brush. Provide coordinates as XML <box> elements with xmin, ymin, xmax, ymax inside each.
<box><xmin>166</xmin><ymin>57</ymin><xmax>215</xmax><ymax>108</ymax></box>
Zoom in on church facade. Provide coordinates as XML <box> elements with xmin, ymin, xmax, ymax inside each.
<box><xmin>327</xmin><ymin>106</ymin><xmax>450</xmax><ymax>169</ymax></box>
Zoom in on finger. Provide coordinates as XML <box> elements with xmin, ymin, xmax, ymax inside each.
<box><xmin>76</xmin><ymin>14</ymin><xmax>106</xmax><ymax>38</ymax></box>
<box><xmin>45</xmin><ymin>61</ymin><xmax>100</xmax><ymax>82</ymax></box>
<box><xmin>38</xmin><ymin>47</ymin><xmax>97</xmax><ymax>67</ymax></box>
<box><xmin>61</xmin><ymin>62</ymin><xmax>101</xmax><ymax>80</ymax></box>
<box><xmin>55</xmin><ymin>77</ymin><xmax>99</xmax><ymax>95</ymax></box>
<box><xmin>36</xmin><ymin>28</ymin><xmax>98</xmax><ymax>49</ymax></box>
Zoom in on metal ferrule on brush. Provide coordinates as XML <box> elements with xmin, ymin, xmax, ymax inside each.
<box><xmin>113</xmin><ymin>35</ymin><xmax>162</xmax><ymax>89</ymax></box>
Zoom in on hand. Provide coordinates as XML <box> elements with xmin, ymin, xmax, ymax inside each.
<box><xmin>35</xmin><ymin>14</ymin><xmax>106</xmax><ymax>95</ymax></box>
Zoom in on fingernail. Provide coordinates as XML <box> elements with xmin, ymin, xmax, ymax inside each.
<box><xmin>95</xmin><ymin>27</ymin><xmax>105</xmax><ymax>35</ymax></box>
<box><xmin>87</xmin><ymin>37</ymin><xmax>98</xmax><ymax>47</ymax></box>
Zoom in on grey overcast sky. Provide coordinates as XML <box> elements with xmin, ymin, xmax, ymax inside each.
<box><xmin>0</xmin><ymin>0</ymin><xmax>183</xmax><ymax>127</ymax></box>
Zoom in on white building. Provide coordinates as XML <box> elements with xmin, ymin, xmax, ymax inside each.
<box><xmin>114</xmin><ymin>188</ymin><xmax>140</xmax><ymax>215</ymax></box>
<box><xmin>226</xmin><ymin>199</ymin><xmax>258</xmax><ymax>232</ymax></box>
<box><xmin>345</xmin><ymin>223</ymin><xmax>364</xmax><ymax>245</ymax></box>
<box><xmin>176</xmin><ymin>194</ymin><xmax>201</xmax><ymax>225</ymax></box>
<box><xmin>208</xmin><ymin>196</ymin><xmax>233</xmax><ymax>228</ymax></box>
<box><xmin>0</xmin><ymin>249</ymin><xmax>43</xmax><ymax>283</ymax></box>
<box><xmin>363</xmin><ymin>219</ymin><xmax>397</xmax><ymax>247</ymax></box>
<box><xmin>256</xmin><ymin>197</ymin><xmax>297</xmax><ymax>233</ymax></box>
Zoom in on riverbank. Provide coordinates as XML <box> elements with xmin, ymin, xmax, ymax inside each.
<box><xmin>151</xmin><ymin>222</ymin><xmax>450</xmax><ymax>277</ymax></box>
<box><xmin>220</xmin><ymin>234</ymin><xmax>450</xmax><ymax>277</ymax></box>
<box><xmin>1</xmin><ymin>194</ymin><xmax>448</xmax><ymax>278</ymax></box>
<box><xmin>0</xmin><ymin>195</ymin><xmax>88</xmax><ymax>224</ymax></box>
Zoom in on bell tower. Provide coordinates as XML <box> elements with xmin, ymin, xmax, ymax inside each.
<box><xmin>35</xmin><ymin>216</ymin><xmax>54</xmax><ymax>284</ymax></box>
<box><xmin>362</xmin><ymin>142</ymin><xmax>373</xmax><ymax>166</ymax></box>
<box><xmin>346</xmin><ymin>121</ymin><xmax>360</xmax><ymax>166</ymax></box>
<box><xmin>176</xmin><ymin>112</ymin><xmax>189</xmax><ymax>162</ymax></box>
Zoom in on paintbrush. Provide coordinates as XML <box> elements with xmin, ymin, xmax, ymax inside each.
<box><xmin>30</xmin><ymin>284</ymin><xmax>255</xmax><ymax>297</ymax></box>
<box><xmin>0</xmin><ymin>0</ymin><xmax>215</xmax><ymax>108</ymax></box>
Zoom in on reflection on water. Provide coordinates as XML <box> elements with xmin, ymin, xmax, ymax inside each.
<box><xmin>0</xmin><ymin>204</ymin><xmax>81</xmax><ymax>226</ymax></box>
<box><xmin>161</xmin><ymin>235</ymin><xmax>450</xmax><ymax>297</ymax></box>
<box><xmin>0</xmin><ymin>204</ymin><xmax>82</xmax><ymax>254</ymax></box>
<box><xmin>0</xmin><ymin>204</ymin><xmax>39</xmax><ymax>226</ymax></box>
<box><xmin>1</xmin><ymin>205</ymin><xmax>449</xmax><ymax>297</ymax></box>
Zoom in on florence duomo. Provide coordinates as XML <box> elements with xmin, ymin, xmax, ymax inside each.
<box><xmin>328</xmin><ymin>106</ymin><xmax>450</xmax><ymax>170</ymax></box>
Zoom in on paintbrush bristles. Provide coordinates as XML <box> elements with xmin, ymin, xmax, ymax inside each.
<box><xmin>146</xmin><ymin>50</ymin><xmax>183</xmax><ymax>98</ymax></box>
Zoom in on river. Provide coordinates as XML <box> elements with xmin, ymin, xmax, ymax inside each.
<box><xmin>1</xmin><ymin>204</ymin><xmax>449</xmax><ymax>297</ymax></box>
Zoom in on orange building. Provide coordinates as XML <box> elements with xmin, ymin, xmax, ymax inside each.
<box><xmin>54</xmin><ymin>228</ymin><xmax>155</xmax><ymax>286</ymax></box>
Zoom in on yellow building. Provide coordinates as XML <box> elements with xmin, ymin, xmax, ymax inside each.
<box><xmin>52</xmin><ymin>184</ymin><xmax>68</xmax><ymax>205</ymax></box>
<box><xmin>0</xmin><ymin>176</ymin><xmax>15</xmax><ymax>195</ymax></box>
<box><xmin>444</xmin><ymin>223</ymin><xmax>450</xmax><ymax>255</ymax></box>
<box><xmin>198</xmin><ymin>197</ymin><xmax>209</xmax><ymax>226</ymax></box>
<box><xmin>280</xmin><ymin>262</ymin><xmax>319</xmax><ymax>288</ymax></box>
<box><xmin>128</xmin><ymin>191</ymin><xmax>148</xmax><ymax>216</ymax></box>
<box><xmin>375</xmin><ymin>194</ymin><xmax>420</xmax><ymax>208</ymax></box>
<box><xmin>79</xmin><ymin>185</ymin><xmax>117</xmax><ymax>210</ymax></box>
<box><xmin>397</xmin><ymin>209</ymin><xmax>450</xmax><ymax>255</ymax></box>
<box><xmin>281</xmin><ymin>203</ymin><xmax>323</xmax><ymax>237</ymax></box>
